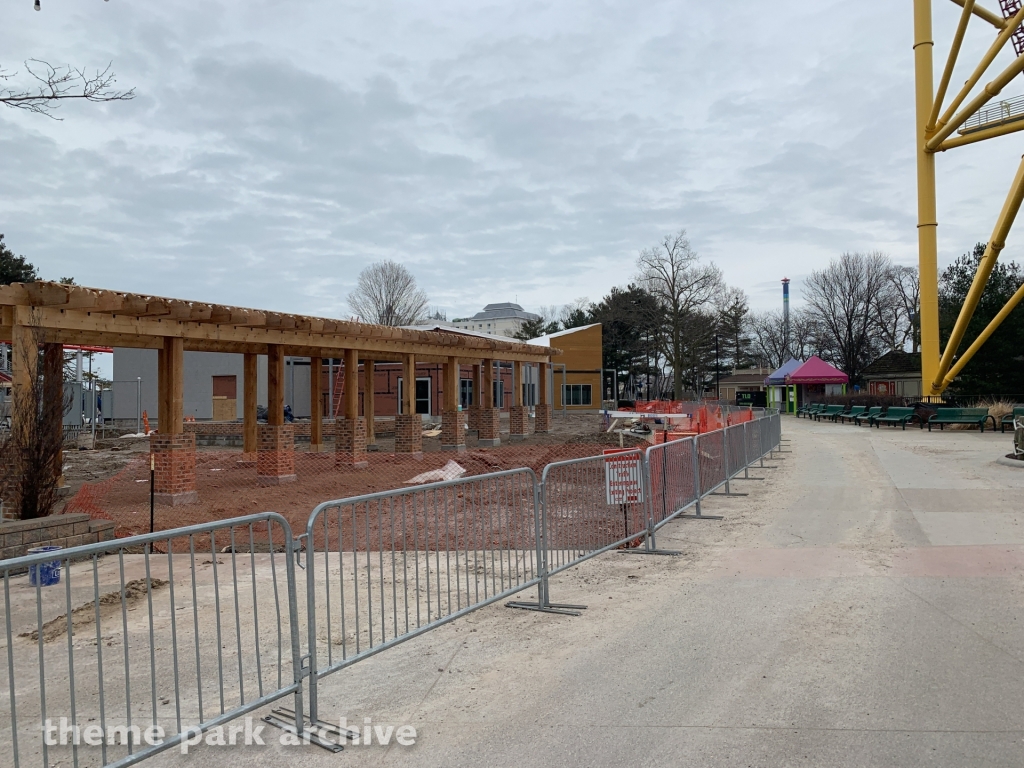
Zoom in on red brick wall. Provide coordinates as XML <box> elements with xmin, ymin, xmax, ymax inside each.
<box><xmin>478</xmin><ymin>408</ymin><xmax>500</xmax><ymax>441</ymax></box>
<box><xmin>441</xmin><ymin>410</ymin><xmax>466</xmax><ymax>447</ymax></box>
<box><xmin>335</xmin><ymin>417</ymin><xmax>367</xmax><ymax>465</ymax></box>
<box><xmin>535</xmin><ymin>404</ymin><xmax>553</xmax><ymax>433</ymax></box>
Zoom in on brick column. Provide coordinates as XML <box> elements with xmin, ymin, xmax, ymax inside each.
<box><xmin>150</xmin><ymin>432</ymin><xmax>198</xmax><ymax>505</ymax></box>
<box><xmin>335</xmin><ymin>417</ymin><xmax>368</xmax><ymax>468</ymax></box>
<box><xmin>395</xmin><ymin>413</ymin><xmax>423</xmax><ymax>457</ymax></box>
<box><xmin>535</xmin><ymin>403</ymin><xmax>553</xmax><ymax>433</ymax></box>
<box><xmin>467</xmin><ymin>363</ymin><xmax>482</xmax><ymax>436</ymax></box>
<box><xmin>258</xmin><ymin>345</ymin><xmax>296</xmax><ymax>484</ymax></box>
<box><xmin>509</xmin><ymin>360</ymin><xmax>529</xmax><ymax>441</ymax></box>
<box><xmin>257</xmin><ymin>425</ymin><xmax>297</xmax><ymax>484</ymax></box>
<box><xmin>535</xmin><ymin>362</ymin><xmax>552</xmax><ymax>433</ymax></box>
<box><xmin>509</xmin><ymin>405</ymin><xmax>530</xmax><ymax>441</ymax></box>
<box><xmin>477</xmin><ymin>408</ymin><xmax>500</xmax><ymax>447</ymax></box>
<box><xmin>441</xmin><ymin>410</ymin><xmax>467</xmax><ymax>452</ymax></box>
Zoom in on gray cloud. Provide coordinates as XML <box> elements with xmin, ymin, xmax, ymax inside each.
<box><xmin>2</xmin><ymin>0</ymin><xmax>1021</xmax><ymax>321</ymax></box>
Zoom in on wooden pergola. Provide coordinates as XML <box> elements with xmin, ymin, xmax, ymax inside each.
<box><xmin>1</xmin><ymin>282</ymin><xmax>558</xmax><ymax>503</ymax></box>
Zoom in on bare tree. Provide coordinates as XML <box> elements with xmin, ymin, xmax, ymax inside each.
<box><xmin>636</xmin><ymin>230</ymin><xmax>724</xmax><ymax>398</ymax></box>
<box><xmin>559</xmin><ymin>297</ymin><xmax>592</xmax><ymax>329</ymax></box>
<box><xmin>1</xmin><ymin>60</ymin><xmax>134</xmax><ymax>119</ymax></box>
<box><xmin>747</xmin><ymin>310</ymin><xmax>788</xmax><ymax>369</ymax></box>
<box><xmin>348</xmin><ymin>260</ymin><xmax>429</xmax><ymax>326</ymax></box>
<box><xmin>874</xmin><ymin>265</ymin><xmax>920</xmax><ymax>353</ymax></box>
<box><xmin>803</xmin><ymin>252</ymin><xmax>892</xmax><ymax>383</ymax></box>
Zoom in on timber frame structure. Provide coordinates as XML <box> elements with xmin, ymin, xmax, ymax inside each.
<box><xmin>915</xmin><ymin>0</ymin><xmax>1024</xmax><ymax>397</ymax></box>
<box><xmin>0</xmin><ymin>281</ymin><xmax>558</xmax><ymax>505</ymax></box>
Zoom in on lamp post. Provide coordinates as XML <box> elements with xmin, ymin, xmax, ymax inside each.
<box><xmin>715</xmin><ymin>334</ymin><xmax>721</xmax><ymax>401</ymax></box>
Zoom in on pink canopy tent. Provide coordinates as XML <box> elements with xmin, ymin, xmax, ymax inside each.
<box><xmin>785</xmin><ymin>356</ymin><xmax>848</xmax><ymax>385</ymax></box>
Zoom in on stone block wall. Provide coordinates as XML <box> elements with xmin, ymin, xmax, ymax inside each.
<box><xmin>0</xmin><ymin>514</ymin><xmax>116</xmax><ymax>561</ymax></box>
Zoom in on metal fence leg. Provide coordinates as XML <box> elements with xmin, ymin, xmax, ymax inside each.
<box><xmin>507</xmin><ymin>479</ymin><xmax>587</xmax><ymax>615</ymax></box>
<box><xmin>619</xmin><ymin>454</ymin><xmax>680</xmax><ymax>555</ymax></box>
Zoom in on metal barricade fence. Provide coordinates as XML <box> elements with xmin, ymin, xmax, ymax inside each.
<box><xmin>303</xmin><ymin>468</ymin><xmax>542</xmax><ymax>722</ymax></box>
<box><xmin>2</xmin><ymin>413</ymin><xmax>783</xmax><ymax>767</ymax></box>
<box><xmin>725</xmin><ymin>423</ymin><xmax>748</xmax><ymax>483</ymax></box>
<box><xmin>695</xmin><ymin>430</ymin><xmax>727</xmax><ymax>496</ymax></box>
<box><xmin>1</xmin><ymin>513</ymin><xmax>303</xmax><ymax>768</ymax></box>
<box><xmin>645</xmin><ymin>438</ymin><xmax>697</xmax><ymax>526</ymax></box>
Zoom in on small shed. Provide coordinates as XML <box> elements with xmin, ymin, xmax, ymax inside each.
<box><xmin>786</xmin><ymin>356</ymin><xmax>848</xmax><ymax>407</ymax></box>
<box><xmin>764</xmin><ymin>358</ymin><xmax>803</xmax><ymax>414</ymax></box>
<box><xmin>862</xmin><ymin>351</ymin><xmax>922</xmax><ymax>397</ymax></box>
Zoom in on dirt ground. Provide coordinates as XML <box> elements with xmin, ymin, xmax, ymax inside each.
<box><xmin>59</xmin><ymin>413</ymin><xmax>651</xmax><ymax>539</ymax></box>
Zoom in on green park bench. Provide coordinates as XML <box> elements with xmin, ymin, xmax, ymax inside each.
<box><xmin>874</xmin><ymin>407</ymin><xmax>919</xmax><ymax>429</ymax></box>
<box><xmin>796</xmin><ymin>403</ymin><xmax>821</xmax><ymax>419</ymax></box>
<box><xmin>814</xmin><ymin>405</ymin><xmax>846</xmax><ymax>422</ymax></box>
<box><xmin>836</xmin><ymin>406</ymin><xmax>867</xmax><ymax>424</ymax></box>
<box><xmin>1001</xmin><ymin>406</ymin><xmax>1024</xmax><ymax>433</ymax></box>
<box><xmin>853</xmin><ymin>406</ymin><xmax>883</xmax><ymax>426</ymax></box>
<box><xmin>927</xmin><ymin>407</ymin><xmax>996</xmax><ymax>432</ymax></box>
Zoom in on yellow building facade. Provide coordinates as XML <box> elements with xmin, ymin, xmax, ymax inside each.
<box><xmin>529</xmin><ymin>323</ymin><xmax>603</xmax><ymax>411</ymax></box>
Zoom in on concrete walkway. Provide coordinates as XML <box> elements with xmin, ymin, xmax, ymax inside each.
<box><xmin>184</xmin><ymin>417</ymin><xmax>1024</xmax><ymax>767</ymax></box>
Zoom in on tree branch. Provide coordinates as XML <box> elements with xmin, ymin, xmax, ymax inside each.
<box><xmin>0</xmin><ymin>60</ymin><xmax>135</xmax><ymax>119</ymax></box>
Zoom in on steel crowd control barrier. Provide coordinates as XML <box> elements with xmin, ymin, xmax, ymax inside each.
<box><xmin>1</xmin><ymin>411</ymin><xmax>781</xmax><ymax>767</ymax></box>
<box><xmin>1</xmin><ymin>513</ymin><xmax>303</xmax><ymax>768</ymax></box>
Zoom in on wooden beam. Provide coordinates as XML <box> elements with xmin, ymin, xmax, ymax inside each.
<box><xmin>538</xmin><ymin>361</ymin><xmax>549</xmax><ymax>405</ymax></box>
<box><xmin>5</xmin><ymin>295</ymin><xmax>556</xmax><ymax>361</ymax></box>
<box><xmin>402</xmin><ymin>353</ymin><xmax>416</xmax><ymax>415</ymax></box>
<box><xmin>310</xmin><ymin>356</ymin><xmax>323</xmax><ymax>450</ymax></box>
<box><xmin>512</xmin><ymin>361</ymin><xmax>523</xmax><ymax>407</ymax></box>
<box><xmin>344</xmin><ymin>348</ymin><xmax>359</xmax><ymax>421</ymax></box>
<box><xmin>268</xmin><ymin>345</ymin><xmax>285</xmax><ymax>426</ymax></box>
<box><xmin>244</xmin><ymin>353</ymin><xmax>258</xmax><ymax>453</ymax></box>
<box><xmin>363</xmin><ymin>359</ymin><xmax>375</xmax><ymax>444</ymax></box>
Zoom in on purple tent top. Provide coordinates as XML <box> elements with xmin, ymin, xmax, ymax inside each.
<box><xmin>764</xmin><ymin>358</ymin><xmax>804</xmax><ymax>386</ymax></box>
<box><xmin>785</xmin><ymin>355</ymin><xmax>849</xmax><ymax>384</ymax></box>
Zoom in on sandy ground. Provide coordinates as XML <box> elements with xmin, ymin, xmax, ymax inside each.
<box><xmin>6</xmin><ymin>417</ymin><xmax>1024</xmax><ymax>767</ymax></box>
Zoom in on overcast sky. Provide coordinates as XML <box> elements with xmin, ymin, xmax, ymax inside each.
<box><xmin>3</xmin><ymin>0</ymin><xmax>1022</xmax><ymax>322</ymax></box>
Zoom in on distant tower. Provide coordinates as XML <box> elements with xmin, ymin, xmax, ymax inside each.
<box><xmin>782</xmin><ymin>278</ymin><xmax>791</xmax><ymax>360</ymax></box>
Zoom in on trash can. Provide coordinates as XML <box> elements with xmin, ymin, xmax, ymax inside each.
<box><xmin>27</xmin><ymin>546</ymin><xmax>63</xmax><ymax>587</ymax></box>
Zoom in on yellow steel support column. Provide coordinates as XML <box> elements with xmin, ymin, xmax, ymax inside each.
<box><xmin>934</xmin><ymin>154</ymin><xmax>1024</xmax><ymax>389</ymax></box>
<box><xmin>939</xmin><ymin>278</ymin><xmax>1024</xmax><ymax>389</ymax></box>
<box><xmin>914</xmin><ymin>0</ymin><xmax>942</xmax><ymax>398</ymax></box>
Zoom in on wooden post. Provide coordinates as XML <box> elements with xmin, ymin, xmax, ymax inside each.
<box><xmin>402</xmin><ymin>353</ymin><xmax>416</xmax><ymax>415</ymax></box>
<box><xmin>536</xmin><ymin>361</ymin><xmax>553</xmax><ymax>433</ymax></box>
<box><xmin>344</xmin><ymin>348</ymin><xmax>359</xmax><ymax>420</ymax></box>
<box><xmin>512</xmin><ymin>361</ymin><xmax>522</xmax><ymax>407</ymax></box>
<box><xmin>268</xmin><ymin>345</ymin><xmax>284</xmax><ymax>426</ymax></box>
<box><xmin>157</xmin><ymin>345</ymin><xmax>168</xmax><ymax>433</ymax></box>
<box><xmin>165</xmin><ymin>337</ymin><xmax>184</xmax><ymax>434</ymax></box>
<box><xmin>42</xmin><ymin>343</ymin><xmax>64</xmax><ymax>485</ymax></box>
<box><xmin>444</xmin><ymin>357</ymin><xmax>459</xmax><ymax>412</ymax></box>
<box><xmin>481</xmin><ymin>359</ymin><xmax>494</xmax><ymax>409</ymax></box>
<box><xmin>538</xmin><ymin>362</ymin><xmax>549</xmax><ymax>405</ymax></box>
<box><xmin>309</xmin><ymin>356</ymin><xmax>323</xmax><ymax>452</ymax></box>
<box><xmin>363</xmin><ymin>359</ymin><xmax>376</xmax><ymax>445</ymax></box>
<box><xmin>9</xmin><ymin>319</ymin><xmax>36</xmax><ymax>444</ymax></box>
<box><xmin>243</xmin><ymin>352</ymin><xmax>258</xmax><ymax>455</ymax></box>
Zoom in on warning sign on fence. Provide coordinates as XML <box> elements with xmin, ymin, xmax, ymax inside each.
<box><xmin>603</xmin><ymin>449</ymin><xmax>644</xmax><ymax>505</ymax></box>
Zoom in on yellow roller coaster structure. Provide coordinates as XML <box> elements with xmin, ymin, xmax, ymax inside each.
<box><xmin>914</xmin><ymin>0</ymin><xmax>1024</xmax><ymax>397</ymax></box>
